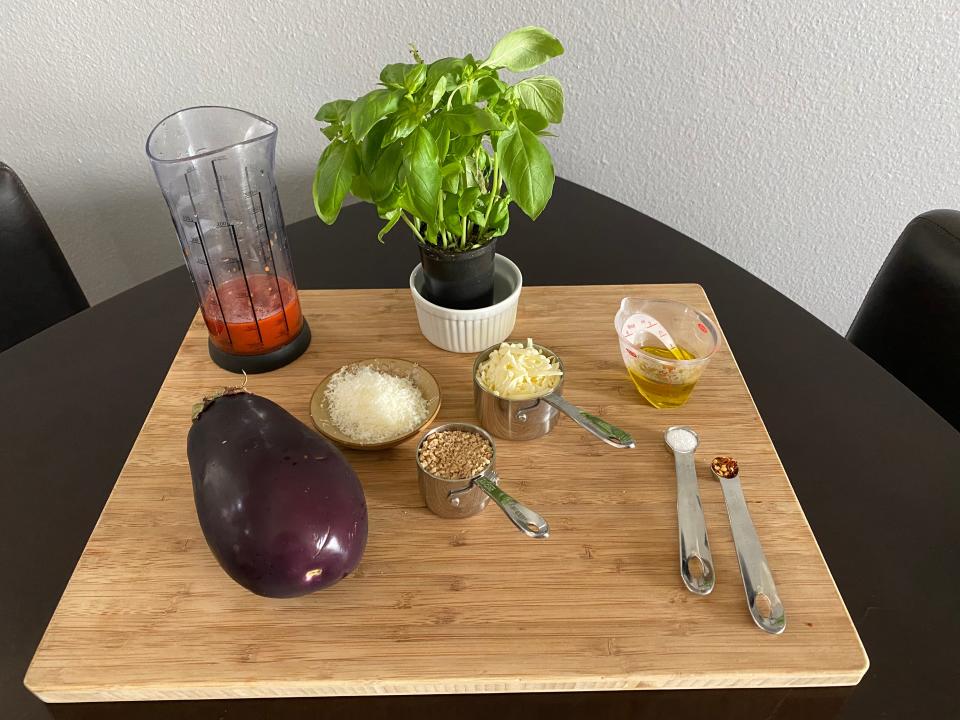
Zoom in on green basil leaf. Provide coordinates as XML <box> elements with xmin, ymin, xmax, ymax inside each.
<box><xmin>517</xmin><ymin>108</ymin><xmax>548</xmax><ymax>132</ymax></box>
<box><xmin>402</xmin><ymin>126</ymin><xmax>441</xmax><ymax>224</ymax></box>
<box><xmin>474</xmin><ymin>75</ymin><xmax>506</xmax><ymax>102</ymax></box>
<box><xmin>377</xmin><ymin>208</ymin><xmax>402</xmax><ymax>243</ymax></box>
<box><xmin>441</xmin><ymin>162</ymin><xmax>461</xmax><ymax>193</ymax></box>
<box><xmin>361</xmin><ymin>120</ymin><xmax>389</xmax><ymax>173</ymax></box>
<box><xmin>489</xmin><ymin>207</ymin><xmax>510</xmax><ymax>237</ymax></box>
<box><xmin>320</xmin><ymin>124</ymin><xmax>341</xmax><ymax>140</ymax></box>
<box><xmin>426</xmin><ymin>114</ymin><xmax>451</xmax><ymax>160</ymax></box>
<box><xmin>444</xmin><ymin>215</ymin><xmax>462</xmax><ymax>236</ymax></box>
<box><xmin>476</xmin><ymin>150</ymin><xmax>491</xmax><ymax>172</ymax></box>
<box><xmin>463</xmin><ymin>155</ymin><xmax>479</xmax><ymax>187</ymax></box>
<box><xmin>442</xmin><ymin>106</ymin><xmax>507</xmax><ymax>136</ymax></box>
<box><xmin>349</xmin><ymin>88</ymin><xmax>402</xmax><ymax>141</ymax></box>
<box><xmin>368</xmin><ymin>140</ymin><xmax>403</xmax><ymax>202</ymax></box>
<box><xmin>497</xmin><ymin>123</ymin><xmax>554</xmax><ymax>220</ymax></box>
<box><xmin>458</xmin><ymin>186</ymin><xmax>481</xmax><ymax>215</ymax></box>
<box><xmin>489</xmin><ymin>194</ymin><xmax>510</xmax><ymax>225</ymax></box>
<box><xmin>313</xmin><ymin>140</ymin><xmax>359</xmax><ymax>224</ymax></box>
<box><xmin>404</xmin><ymin>63</ymin><xmax>427</xmax><ymax>94</ymax></box>
<box><xmin>481</xmin><ymin>26</ymin><xmax>563</xmax><ymax>72</ymax></box>
<box><xmin>351</xmin><ymin>172</ymin><xmax>372</xmax><ymax>201</ymax></box>
<box><xmin>447</xmin><ymin>134</ymin><xmax>477</xmax><ymax>162</ymax></box>
<box><xmin>380</xmin><ymin>63</ymin><xmax>414</xmax><ymax>88</ymax></box>
<box><xmin>376</xmin><ymin>188</ymin><xmax>402</xmax><ymax>215</ymax></box>
<box><xmin>381</xmin><ymin>114</ymin><xmax>419</xmax><ymax>147</ymax></box>
<box><xmin>442</xmin><ymin>171</ymin><xmax>460</xmax><ymax>194</ymax></box>
<box><xmin>442</xmin><ymin>193</ymin><xmax>461</xmax><ymax>234</ymax></box>
<box><xmin>515</xmin><ymin>75</ymin><xmax>564</xmax><ymax>123</ymax></box>
<box><xmin>429</xmin><ymin>76</ymin><xmax>448</xmax><ymax>111</ymax></box>
<box><xmin>315</xmin><ymin>99</ymin><xmax>353</xmax><ymax>123</ymax></box>
<box><xmin>462</xmin><ymin>154</ymin><xmax>487</xmax><ymax>190</ymax></box>
<box><xmin>425</xmin><ymin>57</ymin><xmax>465</xmax><ymax>90</ymax></box>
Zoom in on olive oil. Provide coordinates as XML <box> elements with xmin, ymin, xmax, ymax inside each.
<box><xmin>627</xmin><ymin>345</ymin><xmax>701</xmax><ymax>409</ymax></box>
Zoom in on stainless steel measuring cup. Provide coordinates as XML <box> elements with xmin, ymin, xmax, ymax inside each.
<box><xmin>416</xmin><ymin>423</ymin><xmax>549</xmax><ymax>538</ymax></box>
<box><xmin>472</xmin><ymin>343</ymin><xmax>635</xmax><ymax>448</ymax></box>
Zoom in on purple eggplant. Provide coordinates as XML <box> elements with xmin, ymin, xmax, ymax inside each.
<box><xmin>187</xmin><ymin>388</ymin><xmax>367</xmax><ymax>598</ymax></box>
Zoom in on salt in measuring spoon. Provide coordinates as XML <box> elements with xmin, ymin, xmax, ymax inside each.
<box><xmin>710</xmin><ymin>456</ymin><xmax>786</xmax><ymax>634</ymax></box>
<box><xmin>664</xmin><ymin>426</ymin><xmax>715</xmax><ymax>595</ymax></box>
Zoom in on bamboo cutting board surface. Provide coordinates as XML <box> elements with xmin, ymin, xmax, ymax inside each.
<box><xmin>25</xmin><ymin>284</ymin><xmax>867</xmax><ymax>702</ymax></box>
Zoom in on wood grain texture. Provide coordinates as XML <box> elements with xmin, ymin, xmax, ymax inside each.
<box><xmin>24</xmin><ymin>285</ymin><xmax>868</xmax><ymax>702</ymax></box>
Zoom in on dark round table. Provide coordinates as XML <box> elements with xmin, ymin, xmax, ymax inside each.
<box><xmin>2</xmin><ymin>179</ymin><xmax>958</xmax><ymax>719</ymax></box>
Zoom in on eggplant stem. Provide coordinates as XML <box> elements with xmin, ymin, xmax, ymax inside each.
<box><xmin>192</xmin><ymin>371</ymin><xmax>250</xmax><ymax>422</ymax></box>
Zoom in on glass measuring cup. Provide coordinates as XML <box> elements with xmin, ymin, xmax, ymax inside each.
<box><xmin>147</xmin><ymin>106</ymin><xmax>311</xmax><ymax>373</ymax></box>
<box><xmin>614</xmin><ymin>298</ymin><xmax>719</xmax><ymax>408</ymax></box>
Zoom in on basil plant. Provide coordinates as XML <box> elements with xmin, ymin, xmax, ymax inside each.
<box><xmin>313</xmin><ymin>26</ymin><xmax>564</xmax><ymax>250</ymax></box>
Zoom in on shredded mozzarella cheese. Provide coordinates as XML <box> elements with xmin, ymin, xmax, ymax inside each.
<box><xmin>476</xmin><ymin>339</ymin><xmax>563</xmax><ymax>399</ymax></box>
<box><xmin>324</xmin><ymin>366</ymin><xmax>428</xmax><ymax>443</ymax></box>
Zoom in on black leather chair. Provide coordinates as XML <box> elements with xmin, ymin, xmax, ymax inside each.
<box><xmin>0</xmin><ymin>162</ymin><xmax>88</xmax><ymax>352</ymax></box>
<box><xmin>847</xmin><ymin>210</ymin><xmax>960</xmax><ymax>431</ymax></box>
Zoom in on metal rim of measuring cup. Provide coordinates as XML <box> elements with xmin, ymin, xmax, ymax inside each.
<box><xmin>416</xmin><ymin>422</ymin><xmax>499</xmax><ymax>518</ymax></box>
<box><xmin>415</xmin><ymin>422</ymin><xmax>549</xmax><ymax>538</ymax></box>
<box><xmin>472</xmin><ymin>343</ymin><xmax>635</xmax><ymax>448</ymax></box>
<box><xmin>472</xmin><ymin>343</ymin><xmax>564</xmax><ymax>442</ymax></box>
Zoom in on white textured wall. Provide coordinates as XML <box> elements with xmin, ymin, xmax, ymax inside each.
<box><xmin>3</xmin><ymin>1</ymin><xmax>958</xmax><ymax>332</ymax></box>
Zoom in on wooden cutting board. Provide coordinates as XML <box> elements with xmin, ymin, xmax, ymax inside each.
<box><xmin>25</xmin><ymin>284</ymin><xmax>867</xmax><ymax>702</ymax></box>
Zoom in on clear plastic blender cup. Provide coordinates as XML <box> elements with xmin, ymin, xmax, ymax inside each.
<box><xmin>614</xmin><ymin>298</ymin><xmax>719</xmax><ymax>408</ymax></box>
<box><xmin>146</xmin><ymin>106</ymin><xmax>311</xmax><ymax>373</ymax></box>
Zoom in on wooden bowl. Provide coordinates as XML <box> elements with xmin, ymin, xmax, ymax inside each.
<box><xmin>310</xmin><ymin>358</ymin><xmax>441</xmax><ymax>450</ymax></box>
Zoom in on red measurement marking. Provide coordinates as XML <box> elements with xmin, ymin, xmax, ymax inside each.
<box><xmin>697</xmin><ymin>322</ymin><xmax>707</xmax><ymax>333</ymax></box>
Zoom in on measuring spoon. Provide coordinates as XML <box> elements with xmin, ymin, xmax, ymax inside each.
<box><xmin>664</xmin><ymin>426</ymin><xmax>715</xmax><ymax>595</ymax></box>
<box><xmin>710</xmin><ymin>456</ymin><xmax>786</xmax><ymax>634</ymax></box>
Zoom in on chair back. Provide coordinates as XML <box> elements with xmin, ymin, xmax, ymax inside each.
<box><xmin>0</xmin><ymin>162</ymin><xmax>88</xmax><ymax>351</ymax></box>
<box><xmin>847</xmin><ymin>210</ymin><xmax>960</xmax><ymax>431</ymax></box>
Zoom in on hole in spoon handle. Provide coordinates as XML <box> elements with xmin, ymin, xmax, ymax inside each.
<box><xmin>474</xmin><ymin>474</ymin><xmax>549</xmax><ymax>538</ymax></box>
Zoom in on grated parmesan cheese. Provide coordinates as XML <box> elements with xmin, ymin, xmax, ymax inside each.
<box><xmin>476</xmin><ymin>339</ymin><xmax>563</xmax><ymax>399</ymax></box>
<box><xmin>324</xmin><ymin>366</ymin><xmax>429</xmax><ymax>443</ymax></box>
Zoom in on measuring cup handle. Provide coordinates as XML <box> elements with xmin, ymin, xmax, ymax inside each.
<box><xmin>474</xmin><ymin>473</ymin><xmax>549</xmax><ymax>539</ymax></box>
<box><xmin>542</xmin><ymin>394</ymin><xmax>636</xmax><ymax>449</ymax></box>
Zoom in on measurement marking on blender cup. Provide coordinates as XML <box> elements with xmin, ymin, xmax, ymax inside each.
<box><xmin>272</xmin><ymin>184</ymin><xmax>298</xmax><ymax>290</ymax></box>
<box><xmin>245</xmin><ymin>167</ymin><xmax>289</xmax><ymax>335</ymax></box>
<box><xmin>212</xmin><ymin>159</ymin><xmax>264</xmax><ymax>347</ymax></box>
<box><xmin>185</xmin><ymin>171</ymin><xmax>233</xmax><ymax>348</ymax></box>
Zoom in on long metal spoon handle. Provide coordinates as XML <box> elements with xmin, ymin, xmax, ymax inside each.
<box><xmin>474</xmin><ymin>474</ymin><xmax>549</xmax><ymax>538</ymax></box>
<box><xmin>542</xmin><ymin>394</ymin><xmax>635</xmax><ymax>449</ymax></box>
<box><xmin>719</xmin><ymin>476</ymin><xmax>786</xmax><ymax>634</ymax></box>
<box><xmin>674</xmin><ymin>452</ymin><xmax>716</xmax><ymax>595</ymax></box>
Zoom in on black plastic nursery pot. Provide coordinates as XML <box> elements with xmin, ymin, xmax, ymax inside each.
<box><xmin>418</xmin><ymin>240</ymin><xmax>497</xmax><ymax>309</ymax></box>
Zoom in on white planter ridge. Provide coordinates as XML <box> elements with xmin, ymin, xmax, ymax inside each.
<box><xmin>409</xmin><ymin>254</ymin><xmax>522</xmax><ymax>353</ymax></box>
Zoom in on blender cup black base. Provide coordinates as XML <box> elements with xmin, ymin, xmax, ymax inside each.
<box><xmin>208</xmin><ymin>320</ymin><xmax>312</xmax><ymax>374</ymax></box>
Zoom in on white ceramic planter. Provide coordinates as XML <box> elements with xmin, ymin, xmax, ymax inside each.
<box><xmin>409</xmin><ymin>254</ymin><xmax>522</xmax><ymax>353</ymax></box>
